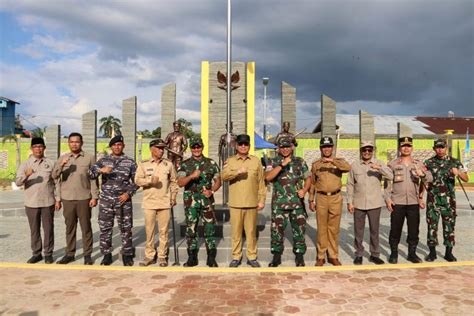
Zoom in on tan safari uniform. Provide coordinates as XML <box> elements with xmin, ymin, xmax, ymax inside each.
<box><xmin>309</xmin><ymin>157</ymin><xmax>351</xmax><ymax>260</ymax></box>
<box><xmin>222</xmin><ymin>154</ymin><xmax>266</xmax><ymax>261</ymax></box>
<box><xmin>135</xmin><ymin>157</ymin><xmax>178</xmax><ymax>262</ymax></box>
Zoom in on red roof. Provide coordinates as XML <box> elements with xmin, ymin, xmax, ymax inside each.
<box><xmin>415</xmin><ymin>116</ymin><xmax>473</xmax><ymax>135</ymax></box>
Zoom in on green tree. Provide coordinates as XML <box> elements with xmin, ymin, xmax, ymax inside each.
<box><xmin>99</xmin><ymin>115</ymin><xmax>122</xmax><ymax>138</ymax></box>
<box><xmin>177</xmin><ymin>118</ymin><xmax>199</xmax><ymax>139</ymax></box>
<box><xmin>151</xmin><ymin>126</ymin><xmax>161</xmax><ymax>138</ymax></box>
<box><xmin>30</xmin><ymin>127</ymin><xmax>46</xmax><ymax>138</ymax></box>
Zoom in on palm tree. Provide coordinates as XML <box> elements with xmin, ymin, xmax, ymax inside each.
<box><xmin>99</xmin><ymin>116</ymin><xmax>122</xmax><ymax>138</ymax></box>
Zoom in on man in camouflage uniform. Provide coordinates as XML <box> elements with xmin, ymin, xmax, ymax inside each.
<box><xmin>265</xmin><ymin>137</ymin><xmax>311</xmax><ymax>267</ymax></box>
<box><xmin>89</xmin><ymin>135</ymin><xmax>138</xmax><ymax>266</ymax></box>
<box><xmin>424</xmin><ymin>138</ymin><xmax>469</xmax><ymax>262</ymax></box>
<box><xmin>177</xmin><ymin>137</ymin><xmax>221</xmax><ymax>267</ymax></box>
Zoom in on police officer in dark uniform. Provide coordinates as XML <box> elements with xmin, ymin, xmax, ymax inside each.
<box><xmin>89</xmin><ymin>135</ymin><xmax>138</xmax><ymax>266</ymax></box>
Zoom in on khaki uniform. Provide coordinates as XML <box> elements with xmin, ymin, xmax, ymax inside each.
<box><xmin>309</xmin><ymin>158</ymin><xmax>351</xmax><ymax>260</ymax></box>
<box><xmin>347</xmin><ymin>158</ymin><xmax>393</xmax><ymax>258</ymax></box>
<box><xmin>222</xmin><ymin>154</ymin><xmax>266</xmax><ymax>261</ymax></box>
<box><xmin>385</xmin><ymin>158</ymin><xmax>432</xmax><ymax>249</ymax></box>
<box><xmin>135</xmin><ymin>158</ymin><xmax>178</xmax><ymax>261</ymax></box>
<box><xmin>16</xmin><ymin>156</ymin><xmax>60</xmax><ymax>257</ymax></box>
<box><xmin>52</xmin><ymin>151</ymin><xmax>98</xmax><ymax>257</ymax></box>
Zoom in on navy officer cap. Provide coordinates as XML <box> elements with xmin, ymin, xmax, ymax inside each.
<box><xmin>109</xmin><ymin>135</ymin><xmax>124</xmax><ymax>147</ymax></box>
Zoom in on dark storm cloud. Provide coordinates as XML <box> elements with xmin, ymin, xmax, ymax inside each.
<box><xmin>2</xmin><ymin>0</ymin><xmax>473</xmax><ymax>119</ymax></box>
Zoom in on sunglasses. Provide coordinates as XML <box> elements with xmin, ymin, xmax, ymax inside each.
<box><xmin>237</xmin><ymin>143</ymin><xmax>250</xmax><ymax>146</ymax></box>
<box><xmin>361</xmin><ymin>148</ymin><xmax>373</xmax><ymax>153</ymax></box>
<box><xmin>191</xmin><ymin>145</ymin><xmax>202</xmax><ymax>149</ymax></box>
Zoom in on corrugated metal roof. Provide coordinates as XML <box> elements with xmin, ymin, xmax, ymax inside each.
<box><xmin>415</xmin><ymin>116</ymin><xmax>473</xmax><ymax>135</ymax></box>
<box><xmin>0</xmin><ymin>96</ymin><xmax>20</xmax><ymax>104</ymax></box>
<box><xmin>330</xmin><ymin>114</ymin><xmax>435</xmax><ymax>135</ymax></box>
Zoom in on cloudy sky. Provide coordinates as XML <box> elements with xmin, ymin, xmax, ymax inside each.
<box><xmin>1</xmin><ymin>0</ymin><xmax>472</xmax><ymax>136</ymax></box>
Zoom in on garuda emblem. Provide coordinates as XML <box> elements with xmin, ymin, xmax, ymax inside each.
<box><xmin>217</xmin><ymin>70</ymin><xmax>240</xmax><ymax>91</ymax></box>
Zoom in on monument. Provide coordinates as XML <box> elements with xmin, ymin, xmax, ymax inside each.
<box><xmin>44</xmin><ymin>124</ymin><xmax>60</xmax><ymax>159</ymax></box>
<box><xmin>122</xmin><ymin>96</ymin><xmax>137</xmax><ymax>160</ymax></box>
<box><xmin>82</xmin><ymin>110</ymin><xmax>97</xmax><ymax>159</ymax></box>
<box><xmin>161</xmin><ymin>83</ymin><xmax>176</xmax><ymax>140</ymax></box>
<box><xmin>201</xmin><ymin>61</ymin><xmax>255</xmax><ymax>163</ymax></box>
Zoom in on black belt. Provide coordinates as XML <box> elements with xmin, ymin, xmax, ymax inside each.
<box><xmin>317</xmin><ymin>189</ymin><xmax>341</xmax><ymax>196</ymax></box>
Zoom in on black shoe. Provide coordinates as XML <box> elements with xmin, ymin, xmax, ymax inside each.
<box><xmin>247</xmin><ymin>259</ymin><xmax>261</xmax><ymax>268</ymax></box>
<box><xmin>268</xmin><ymin>254</ymin><xmax>282</xmax><ymax>267</ymax></box>
<box><xmin>353</xmin><ymin>256</ymin><xmax>363</xmax><ymax>265</ymax></box>
<box><xmin>206</xmin><ymin>249</ymin><xmax>218</xmax><ymax>267</ymax></box>
<box><xmin>44</xmin><ymin>255</ymin><xmax>53</xmax><ymax>264</ymax></box>
<box><xmin>425</xmin><ymin>246</ymin><xmax>437</xmax><ymax>262</ymax></box>
<box><xmin>100</xmin><ymin>254</ymin><xmax>112</xmax><ymax>266</ymax></box>
<box><xmin>27</xmin><ymin>254</ymin><xmax>43</xmax><ymax>264</ymax></box>
<box><xmin>444</xmin><ymin>247</ymin><xmax>457</xmax><ymax>262</ymax></box>
<box><xmin>369</xmin><ymin>256</ymin><xmax>385</xmax><ymax>265</ymax></box>
<box><xmin>388</xmin><ymin>251</ymin><xmax>398</xmax><ymax>264</ymax></box>
<box><xmin>57</xmin><ymin>255</ymin><xmax>75</xmax><ymax>264</ymax></box>
<box><xmin>183</xmin><ymin>249</ymin><xmax>198</xmax><ymax>267</ymax></box>
<box><xmin>84</xmin><ymin>255</ymin><xmax>93</xmax><ymax>265</ymax></box>
<box><xmin>295</xmin><ymin>254</ymin><xmax>305</xmax><ymax>267</ymax></box>
<box><xmin>229</xmin><ymin>259</ymin><xmax>241</xmax><ymax>268</ymax></box>
<box><xmin>122</xmin><ymin>255</ymin><xmax>134</xmax><ymax>266</ymax></box>
<box><xmin>407</xmin><ymin>246</ymin><xmax>422</xmax><ymax>263</ymax></box>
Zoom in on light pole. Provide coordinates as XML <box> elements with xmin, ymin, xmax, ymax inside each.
<box><xmin>262</xmin><ymin>77</ymin><xmax>269</xmax><ymax>140</ymax></box>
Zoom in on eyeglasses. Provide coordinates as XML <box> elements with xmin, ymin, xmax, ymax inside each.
<box><xmin>191</xmin><ymin>146</ymin><xmax>202</xmax><ymax>149</ymax></box>
<box><xmin>361</xmin><ymin>148</ymin><xmax>373</xmax><ymax>153</ymax></box>
<box><xmin>237</xmin><ymin>143</ymin><xmax>250</xmax><ymax>146</ymax></box>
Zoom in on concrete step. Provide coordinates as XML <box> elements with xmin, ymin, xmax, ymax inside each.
<box><xmin>127</xmin><ymin>233</ymin><xmax>317</xmax><ymax>264</ymax></box>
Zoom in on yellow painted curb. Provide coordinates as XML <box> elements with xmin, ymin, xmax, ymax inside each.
<box><xmin>0</xmin><ymin>261</ymin><xmax>473</xmax><ymax>273</ymax></box>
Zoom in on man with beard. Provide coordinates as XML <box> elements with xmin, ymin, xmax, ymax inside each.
<box><xmin>347</xmin><ymin>141</ymin><xmax>392</xmax><ymax>265</ymax></box>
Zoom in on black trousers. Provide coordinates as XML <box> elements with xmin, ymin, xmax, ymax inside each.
<box><xmin>389</xmin><ymin>204</ymin><xmax>420</xmax><ymax>247</ymax></box>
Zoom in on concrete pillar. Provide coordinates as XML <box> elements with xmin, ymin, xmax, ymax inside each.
<box><xmin>82</xmin><ymin>110</ymin><xmax>97</xmax><ymax>160</ymax></box>
<box><xmin>45</xmin><ymin>124</ymin><xmax>61</xmax><ymax>159</ymax></box>
<box><xmin>281</xmin><ymin>81</ymin><xmax>296</xmax><ymax>133</ymax></box>
<box><xmin>321</xmin><ymin>94</ymin><xmax>337</xmax><ymax>147</ymax></box>
<box><xmin>122</xmin><ymin>96</ymin><xmax>137</xmax><ymax>160</ymax></box>
<box><xmin>161</xmin><ymin>83</ymin><xmax>176</xmax><ymax>140</ymax></box>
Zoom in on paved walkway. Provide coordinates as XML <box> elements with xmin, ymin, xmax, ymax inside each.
<box><xmin>1</xmin><ymin>262</ymin><xmax>473</xmax><ymax>315</ymax></box>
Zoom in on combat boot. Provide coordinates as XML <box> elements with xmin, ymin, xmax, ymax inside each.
<box><xmin>425</xmin><ymin>246</ymin><xmax>437</xmax><ymax>262</ymax></box>
<box><xmin>268</xmin><ymin>253</ymin><xmax>281</xmax><ymax>267</ymax></box>
<box><xmin>183</xmin><ymin>249</ymin><xmax>198</xmax><ymax>267</ymax></box>
<box><xmin>122</xmin><ymin>255</ymin><xmax>134</xmax><ymax>266</ymax></box>
<box><xmin>207</xmin><ymin>249</ymin><xmax>218</xmax><ymax>267</ymax></box>
<box><xmin>295</xmin><ymin>253</ymin><xmax>305</xmax><ymax>267</ymax></box>
<box><xmin>100</xmin><ymin>253</ymin><xmax>112</xmax><ymax>266</ymax></box>
<box><xmin>407</xmin><ymin>245</ymin><xmax>422</xmax><ymax>263</ymax></box>
<box><xmin>444</xmin><ymin>247</ymin><xmax>457</xmax><ymax>262</ymax></box>
<box><xmin>388</xmin><ymin>244</ymin><xmax>398</xmax><ymax>264</ymax></box>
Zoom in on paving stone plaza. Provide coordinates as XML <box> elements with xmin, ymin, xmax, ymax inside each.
<box><xmin>1</xmin><ymin>189</ymin><xmax>473</xmax><ymax>315</ymax></box>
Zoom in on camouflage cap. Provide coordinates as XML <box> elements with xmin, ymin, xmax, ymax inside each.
<box><xmin>149</xmin><ymin>138</ymin><xmax>167</xmax><ymax>148</ymax></box>
<box><xmin>190</xmin><ymin>137</ymin><xmax>204</xmax><ymax>147</ymax></box>
<box><xmin>109</xmin><ymin>135</ymin><xmax>124</xmax><ymax>147</ymax></box>
<box><xmin>434</xmin><ymin>138</ymin><xmax>447</xmax><ymax>147</ymax></box>
<box><xmin>320</xmin><ymin>136</ymin><xmax>334</xmax><ymax>147</ymax></box>
<box><xmin>278</xmin><ymin>137</ymin><xmax>292</xmax><ymax>148</ymax></box>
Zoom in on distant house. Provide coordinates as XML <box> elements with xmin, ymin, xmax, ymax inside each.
<box><xmin>0</xmin><ymin>97</ymin><xmax>20</xmax><ymax>136</ymax></box>
<box><xmin>310</xmin><ymin>114</ymin><xmax>473</xmax><ymax>138</ymax></box>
